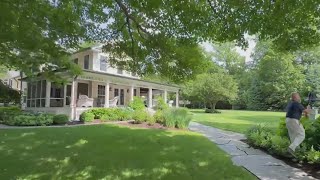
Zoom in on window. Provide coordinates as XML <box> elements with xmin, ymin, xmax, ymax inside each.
<box><xmin>73</xmin><ymin>58</ymin><xmax>78</xmax><ymax>64</ymax></box>
<box><xmin>50</xmin><ymin>83</ymin><xmax>64</xmax><ymax>107</ymax></box>
<box><xmin>26</xmin><ymin>80</ymin><xmax>46</xmax><ymax>107</ymax></box>
<box><xmin>84</xmin><ymin>55</ymin><xmax>89</xmax><ymax>69</ymax></box>
<box><xmin>100</xmin><ymin>56</ymin><xmax>107</xmax><ymax>71</ymax></box>
<box><xmin>117</xmin><ymin>68</ymin><xmax>123</xmax><ymax>74</ymax></box>
<box><xmin>97</xmin><ymin>85</ymin><xmax>105</xmax><ymax>107</ymax></box>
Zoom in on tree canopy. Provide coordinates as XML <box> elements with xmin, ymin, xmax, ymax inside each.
<box><xmin>1</xmin><ymin>0</ymin><xmax>320</xmax><ymax>82</ymax></box>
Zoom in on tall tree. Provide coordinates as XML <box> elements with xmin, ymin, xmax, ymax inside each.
<box><xmin>247</xmin><ymin>50</ymin><xmax>305</xmax><ymax>110</ymax></box>
<box><xmin>187</xmin><ymin>73</ymin><xmax>238</xmax><ymax>112</ymax></box>
<box><xmin>1</xmin><ymin>0</ymin><xmax>320</xmax><ymax>81</ymax></box>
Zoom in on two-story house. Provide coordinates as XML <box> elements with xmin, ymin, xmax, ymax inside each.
<box><xmin>23</xmin><ymin>44</ymin><xmax>180</xmax><ymax>120</ymax></box>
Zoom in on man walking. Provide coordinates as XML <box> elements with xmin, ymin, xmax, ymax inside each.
<box><xmin>286</xmin><ymin>92</ymin><xmax>310</xmax><ymax>156</ymax></box>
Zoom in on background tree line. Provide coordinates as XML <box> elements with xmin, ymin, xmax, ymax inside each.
<box><xmin>182</xmin><ymin>40</ymin><xmax>320</xmax><ymax>111</ymax></box>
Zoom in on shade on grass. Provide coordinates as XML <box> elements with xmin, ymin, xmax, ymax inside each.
<box><xmin>192</xmin><ymin>109</ymin><xmax>284</xmax><ymax>133</ymax></box>
<box><xmin>0</xmin><ymin>125</ymin><xmax>255</xmax><ymax>180</ymax></box>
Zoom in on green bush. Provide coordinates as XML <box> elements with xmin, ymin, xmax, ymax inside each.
<box><xmin>53</xmin><ymin>114</ymin><xmax>69</xmax><ymax>125</ymax></box>
<box><xmin>146</xmin><ymin>114</ymin><xmax>156</xmax><ymax>125</ymax></box>
<box><xmin>128</xmin><ymin>97</ymin><xmax>145</xmax><ymax>111</ymax></box>
<box><xmin>80</xmin><ymin>112</ymin><xmax>95</xmax><ymax>122</ymax></box>
<box><xmin>205</xmin><ymin>108</ymin><xmax>221</xmax><ymax>113</ymax></box>
<box><xmin>87</xmin><ymin>107</ymin><xmax>134</xmax><ymax>121</ymax></box>
<box><xmin>154</xmin><ymin>110</ymin><xmax>165</xmax><ymax>123</ymax></box>
<box><xmin>100</xmin><ymin>114</ymin><xmax>110</xmax><ymax>121</ymax></box>
<box><xmin>0</xmin><ymin>106</ymin><xmax>21</xmax><ymax>123</ymax></box>
<box><xmin>132</xmin><ymin>110</ymin><xmax>148</xmax><ymax>124</ymax></box>
<box><xmin>269</xmin><ymin>135</ymin><xmax>290</xmax><ymax>155</ymax></box>
<box><xmin>246</xmin><ymin>125</ymin><xmax>273</xmax><ymax>148</ymax></box>
<box><xmin>114</xmin><ymin>108</ymin><xmax>133</xmax><ymax>121</ymax></box>
<box><xmin>163</xmin><ymin>108</ymin><xmax>192</xmax><ymax>129</ymax></box>
<box><xmin>247</xmin><ymin>118</ymin><xmax>320</xmax><ymax>164</ymax></box>
<box><xmin>12</xmin><ymin>113</ymin><xmax>53</xmax><ymax>126</ymax></box>
<box><xmin>306</xmin><ymin>146</ymin><xmax>320</xmax><ymax>164</ymax></box>
<box><xmin>155</xmin><ymin>96</ymin><xmax>168</xmax><ymax>110</ymax></box>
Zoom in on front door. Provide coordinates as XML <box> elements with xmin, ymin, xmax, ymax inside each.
<box><xmin>114</xmin><ymin>88</ymin><xmax>125</xmax><ymax>106</ymax></box>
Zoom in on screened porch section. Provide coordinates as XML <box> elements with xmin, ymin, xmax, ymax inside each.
<box><xmin>25</xmin><ymin>79</ymin><xmax>179</xmax><ymax>109</ymax></box>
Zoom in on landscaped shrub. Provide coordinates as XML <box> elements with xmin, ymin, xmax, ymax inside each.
<box><xmin>163</xmin><ymin>108</ymin><xmax>192</xmax><ymax>129</ymax></box>
<box><xmin>205</xmin><ymin>108</ymin><xmax>221</xmax><ymax>113</ymax></box>
<box><xmin>0</xmin><ymin>106</ymin><xmax>21</xmax><ymax>123</ymax></box>
<box><xmin>146</xmin><ymin>114</ymin><xmax>156</xmax><ymax>125</ymax></box>
<box><xmin>269</xmin><ymin>135</ymin><xmax>290</xmax><ymax>155</ymax></box>
<box><xmin>53</xmin><ymin>114</ymin><xmax>69</xmax><ymax>125</ymax></box>
<box><xmin>246</xmin><ymin>117</ymin><xmax>320</xmax><ymax>165</ymax></box>
<box><xmin>87</xmin><ymin>107</ymin><xmax>134</xmax><ymax>121</ymax></box>
<box><xmin>154</xmin><ymin>110</ymin><xmax>165</xmax><ymax>123</ymax></box>
<box><xmin>128</xmin><ymin>97</ymin><xmax>145</xmax><ymax>111</ymax></box>
<box><xmin>11</xmin><ymin>113</ymin><xmax>54</xmax><ymax>126</ymax></box>
<box><xmin>155</xmin><ymin>96</ymin><xmax>168</xmax><ymax>110</ymax></box>
<box><xmin>113</xmin><ymin>108</ymin><xmax>133</xmax><ymax>121</ymax></box>
<box><xmin>246</xmin><ymin>125</ymin><xmax>273</xmax><ymax>148</ymax></box>
<box><xmin>80</xmin><ymin>112</ymin><xmax>95</xmax><ymax>122</ymax></box>
<box><xmin>306</xmin><ymin>147</ymin><xmax>320</xmax><ymax>164</ymax></box>
<box><xmin>132</xmin><ymin>110</ymin><xmax>148</xmax><ymax>124</ymax></box>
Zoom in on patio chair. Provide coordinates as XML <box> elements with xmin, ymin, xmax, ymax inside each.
<box><xmin>109</xmin><ymin>96</ymin><xmax>119</xmax><ymax>107</ymax></box>
<box><xmin>77</xmin><ymin>95</ymin><xmax>94</xmax><ymax>107</ymax></box>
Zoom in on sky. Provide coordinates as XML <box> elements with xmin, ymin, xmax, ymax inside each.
<box><xmin>202</xmin><ymin>34</ymin><xmax>256</xmax><ymax>62</ymax></box>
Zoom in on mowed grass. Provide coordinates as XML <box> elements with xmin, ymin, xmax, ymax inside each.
<box><xmin>191</xmin><ymin>109</ymin><xmax>284</xmax><ymax>133</ymax></box>
<box><xmin>0</xmin><ymin>125</ymin><xmax>255</xmax><ymax>180</ymax></box>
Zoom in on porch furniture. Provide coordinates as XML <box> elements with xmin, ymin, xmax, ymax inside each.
<box><xmin>109</xmin><ymin>96</ymin><xmax>119</xmax><ymax>107</ymax></box>
<box><xmin>77</xmin><ymin>95</ymin><xmax>94</xmax><ymax>107</ymax></box>
<box><xmin>168</xmin><ymin>100</ymin><xmax>174</xmax><ymax>107</ymax></box>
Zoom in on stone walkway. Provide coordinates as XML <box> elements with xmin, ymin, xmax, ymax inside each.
<box><xmin>189</xmin><ymin>122</ymin><xmax>316</xmax><ymax>180</ymax></box>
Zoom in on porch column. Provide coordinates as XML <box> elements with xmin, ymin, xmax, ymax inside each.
<box><xmin>45</xmin><ymin>81</ymin><xmax>51</xmax><ymax>107</ymax></box>
<box><xmin>164</xmin><ymin>90</ymin><xmax>168</xmax><ymax>104</ymax></box>
<box><xmin>175</xmin><ymin>91</ymin><xmax>179</xmax><ymax>107</ymax></box>
<box><xmin>148</xmin><ymin>87</ymin><xmax>153</xmax><ymax>108</ymax></box>
<box><xmin>70</xmin><ymin>79</ymin><xmax>77</xmax><ymax>120</ymax></box>
<box><xmin>130</xmin><ymin>85</ymin><xmax>134</xmax><ymax>101</ymax></box>
<box><xmin>104</xmin><ymin>82</ymin><xmax>110</xmax><ymax>108</ymax></box>
<box><xmin>63</xmin><ymin>85</ymin><xmax>67</xmax><ymax>107</ymax></box>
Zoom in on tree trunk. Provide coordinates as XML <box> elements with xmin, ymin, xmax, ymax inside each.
<box><xmin>211</xmin><ymin>102</ymin><xmax>216</xmax><ymax>110</ymax></box>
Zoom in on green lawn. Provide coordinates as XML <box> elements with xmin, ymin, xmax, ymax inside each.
<box><xmin>191</xmin><ymin>109</ymin><xmax>284</xmax><ymax>133</ymax></box>
<box><xmin>0</xmin><ymin>125</ymin><xmax>255</xmax><ymax>180</ymax></box>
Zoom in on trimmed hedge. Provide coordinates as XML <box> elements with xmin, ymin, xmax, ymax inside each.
<box><xmin>83</xmin><ymin>107</ymin><xmax>134</xmax><ymax>122</ymax></box>
<box><xmin>80</xmin><ymin>112</ymin><xmax>95</xmax><ymax>122</ymax></box>
<box><xmin>53</xmin><ymin>114</ymin><xmax>69</xmax><ymax>125</ymax></box>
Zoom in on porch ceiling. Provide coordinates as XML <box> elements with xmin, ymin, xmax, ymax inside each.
<box><xmin>78</xmin><ymin>70</ymin><xmax>180</xmax><ymax>92</ymax></box>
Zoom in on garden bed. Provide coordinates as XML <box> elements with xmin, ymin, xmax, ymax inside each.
<box><xmin>242</xmin><ymin>139</ymin><xmax>320</xmax><ymax>179</ymax></box>
<box><xmin>67</xmin><ymin>120</ymin><xmax>184</xmax><ymax>130</ymax></box>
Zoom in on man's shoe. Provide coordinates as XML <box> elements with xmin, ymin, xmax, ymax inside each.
<box><xmin>287</xmin><ymin>147</ymin><xmax>296</xmax><ymax>158</ymax></box>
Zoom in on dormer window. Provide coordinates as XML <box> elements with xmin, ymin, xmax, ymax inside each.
<box><xmin>100</xmin><ymin>56</ymin><xmax>107</xmax><ymax>71</ymax></box>
<box><xmin>84</xmin><ymin>55</ymin><xmax>89</xmax><ymax>69</ymax></box>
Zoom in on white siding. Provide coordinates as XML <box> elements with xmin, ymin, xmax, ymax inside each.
<box><xmin>72</xmin><ymin>48</ymin><xmax>140</xmax><ymax>79</ymax></box>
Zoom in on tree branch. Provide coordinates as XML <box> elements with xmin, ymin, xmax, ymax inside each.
<box><xmin>115</xmin><ymin>0</ymin><xmax>150</xmax><ymax>35</ymax></box>
<box><xmin>126</xmin><ymin>17</ymin><xmax>135</xmax><ymax>60</ymax></box>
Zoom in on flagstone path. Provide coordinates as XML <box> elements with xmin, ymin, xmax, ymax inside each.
<box><xmin>189</xmin><ymin>122</ymin><xmax>316</xmax><ymax>180</ymax></box>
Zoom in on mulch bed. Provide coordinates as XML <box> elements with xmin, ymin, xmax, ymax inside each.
<box><xmin>241</xmin><ymin>139</ymin><xmax>320</xmax><ymax>179</ymax></box>
<box><xmin>66</xmin><ymin>120</ymin><xmax>183</xmax><ymax>131</ymax></box>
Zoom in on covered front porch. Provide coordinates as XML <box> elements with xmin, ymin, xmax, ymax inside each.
<box><xmin>24</xmin><ymin>70</ymin><xmax>180</xmax><ymax>120</ymax></box>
